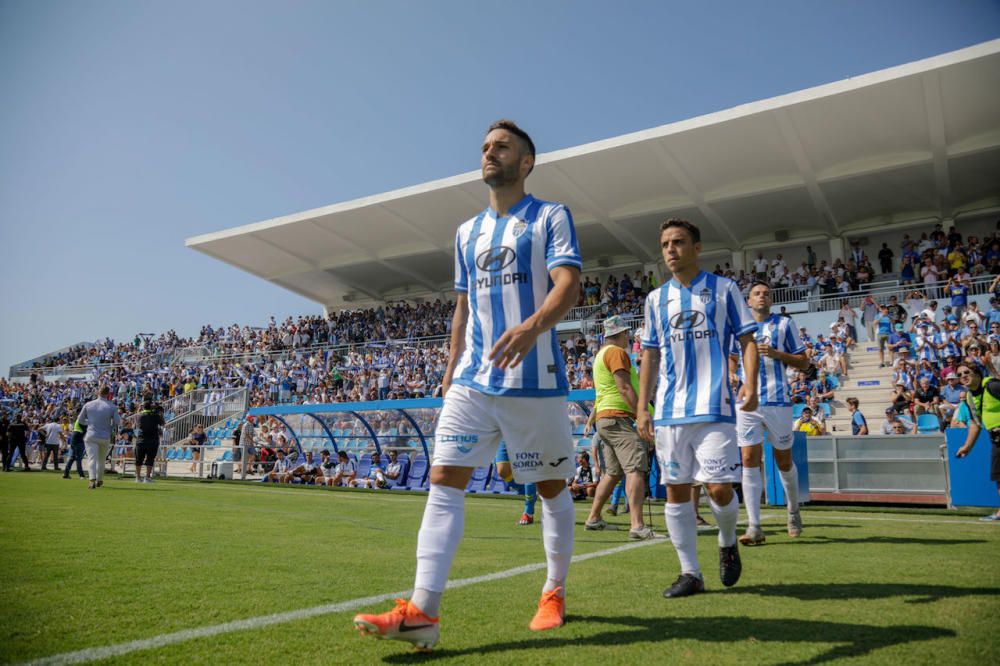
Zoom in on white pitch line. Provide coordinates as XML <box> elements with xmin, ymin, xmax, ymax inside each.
<box><xmin>22</xmin><ymin>537</ymin><xmax>665</xmax><ymax>666</ymax></box>
<box><xmin>804</xmin><ymin>513</ymin><xmax>999</xmax><ymax>527</ymax></box>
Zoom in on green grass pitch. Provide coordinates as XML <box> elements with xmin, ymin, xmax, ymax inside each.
<box><xmin>1</xmin><ymin>474</ymin><xmax>998</xmax><ymax>664</ymax></box>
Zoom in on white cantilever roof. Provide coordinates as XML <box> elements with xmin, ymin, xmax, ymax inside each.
<box><xmin>187</xmin><ymin>39</ymin><xmax>1000</xmax><ymax>308</ymax></box>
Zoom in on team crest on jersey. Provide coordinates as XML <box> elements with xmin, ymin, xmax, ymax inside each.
<box><xmin>757</xmin><ymin>334</ymin><xmax>771</xmax><ymax>346</ymax></box>
<box><xmin>699</xmin><ymin>288</ymin><xmax>712</xmax><ymax>304</ymax></box>
<box><xmin>511</xmin><ymin>220</ymin><xmax>527</xmax><ymax>237</ymax></box>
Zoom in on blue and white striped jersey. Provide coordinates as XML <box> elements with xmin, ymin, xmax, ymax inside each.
<box><xmin>730</xmin><ymin>314</ymin><xmax>806</xmax><ymax>407</ymax></box>
<box><xmin>642</xmin><ymin>272</ymin><xmax>756</xmax><ymax>425</ymax></box>
<box><xmin>452</xmin><ymin>194</ymin><xmax>582</xmax><ymax>397</ymax></box>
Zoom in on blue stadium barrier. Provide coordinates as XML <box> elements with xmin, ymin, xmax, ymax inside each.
<box><xmin>763</xmin><ymin>431</ymin><xmax>811</xmax><ymax>506</ymax></box>
<box><xmin>792</xmin><ymin>404</ymin><xmax>805</xmax><ymax>418</ymax></box>
<box><xmin>945</xmin><ymin>428</ymin><xmax>1000</xmax><ymax>508</ymax></box>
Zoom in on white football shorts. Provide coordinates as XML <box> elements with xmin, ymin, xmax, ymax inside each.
<box><xmin>736</xmin><ymin>404</ymin><xmax>794</xmax><ymax>450</ymax></box>
<box><xmin>654</xmin><ymin>421</ymin><xmax>741</xmax><ymax>485</ymax></box>
<box><xmin>434</xmin><ymin>384</ymin><xmax>575</xmax><ymax>483</ymax></box>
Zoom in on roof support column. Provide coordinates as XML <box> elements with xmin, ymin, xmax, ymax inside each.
<box><xmin>829</xmin><ymin>237</ymin><xmax>845</xmax><ymax>263</ymax></box>
<box><xmin>730</xmin><ymin>250</ymin><xmax>745</xmax><ymax>272</ymax></box>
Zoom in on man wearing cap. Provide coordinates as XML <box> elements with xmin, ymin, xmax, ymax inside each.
<box><xmin>880</xmin><ymin>408</ymin><xmax>916</xmax><ymax>435</ymax></box>
<box><xmin>792</xmin><ymin>407</ymin><xmax>825</xmax><ymax>436</ymax></box>
<box><xmin>887</xmin><ymin>323</ymin><xmax>911</xmax><ymax>364</ymax></box>
<box><xmin>582</xmin><ymin>315</ymin><xmax>654</xmax><ymax>540</ymax></box>
<box><xmin>940</xmin><ymin>371</ymin><xmax>965</xmax><ymax>423</ymax></box>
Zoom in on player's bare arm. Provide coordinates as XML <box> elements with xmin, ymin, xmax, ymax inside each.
<box><xmin>636</xmin><ymin>347</ymin><xmax>660</xmax><ymax>442</ymax></box>
<box><xmin>738</xmin><ymin>332</ymin><xmax>759</xmax><ymax>412</ymax></box>
<box><xmin>441</xmin><ymin>293</ymin><xmax>470</xmax><ymax>396</ymax></box>
<box><xmin>489</xmin><ymin>265</ymin><xmax>580</xmax><ymax>370</ymax></box>
<box><xmin>760</xmin><ymin>344</ymin><xmax>811</xmax><ymax>370</ymax></box>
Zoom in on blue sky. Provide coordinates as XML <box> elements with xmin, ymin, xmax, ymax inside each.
<box><xmin>1</xmin><ymin>0</ymin><xmax>998</xmax><ymax>373</ymax></box>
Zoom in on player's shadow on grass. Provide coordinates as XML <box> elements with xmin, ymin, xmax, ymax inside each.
<box><xmin>382</xmin><ymin>615</ymin><xmax>953</xmax><ymax>665</ymax></box>
<box><xmin>730</xmin><ymin>582</ymin><xmax>1000</xmax><ymax>604</ymax></box>
<box><xmin>767</xmin><ymin>534</ymin><xmax>986</xmax><ymax>546</ymax></box>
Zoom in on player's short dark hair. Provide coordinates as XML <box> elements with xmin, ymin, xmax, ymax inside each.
<box><xmin>749</xmin><ymin>280</ymin><xmax>770</xmax><ymax>291</ymax></box>
<box><xmin>660</xmin><ymin>218</ymin><xmax>701</xmax><ymax>243</ymax></box>
<box><xmin>486</xmin><ymin>119</ymin><xmax>535</xmax><ymax>170</ymax></box>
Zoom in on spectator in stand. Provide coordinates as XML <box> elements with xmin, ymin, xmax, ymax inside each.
<box><xmin>790</xmin><ymin>371</ymin><xmax>811</xmax><ymax>404</ymax></box>
<box><xmin>900</xmin><ymin>255</ymin><xmax>916</xmax><ymax>285</ymax></box>
<box><xmin>921</xmin><ymin>257</ymin><xmax>940</xmax><ymax>298</ymax></box>
<box><xmin>913</xmin><ymin>377</ymin><xmax>942</xmax><ymax>422</ymax></box>
<box><xmin>847</xmin><ymin>397</ymin><xmax>868</xmax><ymax>435</ymax></box>
<box><xmin>793</xmin><ymin>407</ymin><xmax>826</xmax><ymax>436</ymax></box>
<box><xmin>886</xmin><ymin>324</ymin><xmax>910</xmax><ymax>367</ymax></box>
<box><xmin>878</xmin><ymin>243</ymin><xmax>894</xmax><ymax>274</ymax></box>
<box><xmin>134</xmin><ymin>400</ymin><xmax>164</xmax><ymax>483</ymax></box>
<box><xmin>890</xmin><ymin>381</ymin><xmax>914</xmax><ymax>415</ymax></box>
<box><xmin>876</xmin><ymin>305</ymin><xmax>894</xmax><ymax>367</ymax></box>
<box><xmin>812</xmin><ymin>371</ymin><xmax>835</xmax><ymax>402</ymax></box>
<box><xmin>880</xmin><ymin>408</ymin><xmax>916</xmax><ymax>435</ymax></box>
<box><xmin>860</xmin><ymin>296</ymin><xmax>879</xmax><ymax>342</ymax></box>
<box><xmin>887</xmin><ymin>295</ymin><xmax>908</xmax><ymax>324</ymax></box>
<box><xmin>753</xmin><ymin>253</ymin><xmax>768</xmax><ymax>281</ymax></box>
<box><xmin>946</xmin><ymin>276</ymin><xmax>969</xmax><ymax>321</ymax></box>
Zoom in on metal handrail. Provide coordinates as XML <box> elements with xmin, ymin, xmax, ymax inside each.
<box><xmin>804</xmin><ymin>273</ymin><xmax>996</xmax><ymax>312</ymax></box>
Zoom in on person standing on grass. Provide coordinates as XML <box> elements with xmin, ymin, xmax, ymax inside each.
<box><xmin>62</xmin><ymin>418</ymin><xmax>87</xmax><ymax>479</ymax></box>
<box><xmin>40</xmin><ymin>417</ymin><xmax>65</xmax><ymax>472</ymax></box>
<box><xmin>729</xmin><ymin>281</ymin><xmax>810</xmax><ymax>547</ymax></box>
<box><xmin>582</xmin><ymin>314</ymin><xmax>655</xmax><ymax>540</ymax></box>
<box><xmin>637</xmin><ymin>218</ymin><xmax>759</xmax><ymax>599</ymax></box>
<box><xmin>134</xmin><ymin>400</ymin><xmax>164</xmax><ymax>483</ymax></box>
<box><xmin>77</xmin><ymin>386</ymin><xmax>121</xmax><ymax>489</ymax></box>
<box><xmin>954</xmin><ymin>364</ymin><xmax>1000</xmax><ymax>521</ymax></box>
<box><xmin>354</xmin><ymin>119</ymin><xmax>581</xmax><ymax>651</ymax></box>
<box><xmin>5</xmin><ymin>412</ymin><xmax>30</xmax><ymax>471</ymax></box>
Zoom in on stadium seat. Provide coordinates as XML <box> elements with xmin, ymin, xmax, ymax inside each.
<box><xmin>393</xmin><ymin>455</ymin><xmax>428</xmax><ymax>490</ymax></box>
<box><xmin>917</xmin><ymin>414</ymin><xmax>940</xmax><ymax>433</ymax></box>
<box><xmin>183</xmin><ymin>449</ymin><xmax>193</xmax><ymax>461</ymax></box>
<box><xmin>793</xmin><ymin>404</ymin><xmax>805</xmax><ymax>418</ymax></box>
<box><xmin>466</xmin><ymin>465</ymin><xmax>491</xmax><ymax>493</ymax></box>
<box><xmin>827</xmin><ymin>376</ymin><xmax>840</xmax><ymax>389</ymax></box>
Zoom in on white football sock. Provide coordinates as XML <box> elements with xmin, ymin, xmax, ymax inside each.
<box><xmin>742</xmin><ymin>466</ymin><xmax>763</xmax><ymax>529</ymax></box>
<box><xmin>709</xmin><ymin>493</ymin><xmax>739</xmax><ymax>548</ymax></box>
<box><xmin>780</xmin><ymin>464</ymin><xmax>800</xmax><ymax>512</ymax></box>
<box><xmin>664</xmin><ymin>501</ymin><xmax>700</xmax><ymax>577</ymax></box>
<box><xmin>412</xmin><ymin>483</ymin><xmax>465</xmax><ymax>615</ymax></box>
<box><xmin>541</xmin><ymin>488</ymin><xmax>574</xmax><ymax>596</ymax></box>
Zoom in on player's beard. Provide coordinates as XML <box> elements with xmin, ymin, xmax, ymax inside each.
<box><xmin>483</xmin><ymin>160</ymin><xmax>519</xmax><ymax>188</ymax></box>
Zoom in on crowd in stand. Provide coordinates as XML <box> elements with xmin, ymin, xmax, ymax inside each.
<box><xmin>9</xmin><ymin>220</ymin><xmax>1000</xmax><ymax>470</ymax></box>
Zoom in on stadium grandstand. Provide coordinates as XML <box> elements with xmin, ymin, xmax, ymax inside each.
<box><xmin>4</xmin><ymin>40</ymin><xmax>999</xmax><ymax>508</ymax></box>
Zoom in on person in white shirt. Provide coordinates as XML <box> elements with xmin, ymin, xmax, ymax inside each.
<box><xmin>267</xmin><ymin>450</ymin><xmax>292</xmax><ymax>483</ymax></box>
<box><xmin>40</xmin><ymin>418</ymin><xmax>66</xmax><ymax>472</ymax></box>
<box><xmin>76</xmin><ymin>386</ymin><xmax>122</xmax><ymax>489</ymax></box>
<box><xmin>328</xmin><ymin>450</ymin><xmax>356</xmax><ymax>487</ymax></box>
<box><xmin>753</xmin><ymin>254</ymin><xmax>769</xmax><ymax>280</ymax></box>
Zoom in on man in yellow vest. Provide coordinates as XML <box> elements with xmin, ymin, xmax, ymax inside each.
<box><xmin>955</xmin><ymin>363</ymin><xmax>1000</xmax><ymax>521</ymax></box>
<box><xmin>583</xmin><ymin>315</ymin><xmax>654</xmax><ymax>540</ymax></box>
